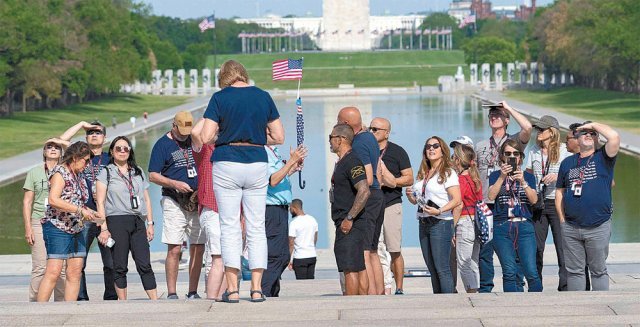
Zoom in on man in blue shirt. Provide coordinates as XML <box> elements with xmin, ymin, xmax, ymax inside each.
<box><xmin>338</xmin><ymin>107</ymin><xmax>385</xmax><ymax>295</ymax></box>
<box><xmin>261</xmin><ymin>145</ymin><xmax>308</xmax><ymax>297</ymax></box>
<box><xmin>556</xmin><ymin>121</ymin><xmax>620</xmax><ymax>291</ymax></box>
<box><xmin>149</xmin><ymin>111</ymin><xmax>204</xmax><ymax>300</ymax></box>
<box><xmin>59</xmin><ymin>120</ymin><xmax>116</xmax><ymax>301</ymax></box>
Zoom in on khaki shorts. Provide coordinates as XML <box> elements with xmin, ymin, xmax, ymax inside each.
<box><xmin>383</xmin><ymin>203</ymin><xmax>403</xmax><ymax>253</ymax></box>
<box><xmin>161</xmin><ymin>196</ymin><xmax>205</xmax><ymax>245</ymax></box>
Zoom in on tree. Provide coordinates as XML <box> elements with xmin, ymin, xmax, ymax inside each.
<box><xmin>462</xmin><ymin>36</ymin><xmax>516</xmax><ymax>65</ymax></box>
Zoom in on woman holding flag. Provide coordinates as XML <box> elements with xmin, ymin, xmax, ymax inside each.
<box><xmin>200</xmin><ymin>60</ymin><xmax>285</xmax><ymax>303</ymax></box>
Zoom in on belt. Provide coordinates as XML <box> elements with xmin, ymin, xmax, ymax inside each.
<box><xmin>229</xmin><ymin>142</ymin><xmax>262</xmax><ymax>147</ymax></box>
<box><xmin>267</xmin><ymin>204</ymin><xmax>289</xmax><ymax>208</ymax></box>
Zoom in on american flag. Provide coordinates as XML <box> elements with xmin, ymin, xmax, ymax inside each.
<box><xmin>272</xmin><ymin>58</ymin><xmax>303</xmax><ymax>81</ymax></box>
<box><xmin>296</xmin><ymin>97</ymin><xmax>304</xmax><ymax>146</ymax></box>
<box><xmin>199</xmin><ymin>15</ymin><xmax>215</xmax><ymax>32</ymax></box>
<box><xmin>459</xmin><ymin>15</ymin><xmax>476</xmax><ymax>28</ymax></box>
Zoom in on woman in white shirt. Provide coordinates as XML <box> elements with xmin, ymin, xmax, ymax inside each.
<box><xmin>526</xmin><ymin>115</ymin><xmax>571</xmax><ymax>291</ymax></box>
<box><xmin>406</xmin><ymin>136</ymin><xmax>461</xmax><ymax>294</ymax></box>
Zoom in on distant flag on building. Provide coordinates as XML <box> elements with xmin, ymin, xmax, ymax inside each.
<box><xmin>358</xmin><ymin>29</ymin><xmax>365</xmax><ymax>34</ymax></box>
<box><xmin>459</xmin><ymin>15</ymin><xmax>476</xmax><ymax>28</ymax></box>
<box><xmin>423</xmin><ymin>28</ymin><xmax>431</xmax><ymax>35</ymax></box>
<box><xmin>415</xmin><ymin>29</ymin><xmax>422</xmax><ymax>36</ymax></box>
<box><xmin>345</xmin><ymin>29</ymin><xmax>352</xmax><ymax>35</ymax></box>
<box><xmin>272</xmin><ymin>58</ymin><xmax>303</xmax><ymax>81</ymax></box>
<box><xmin>199</xmin><ymin>15</ymin><xmax>215</xmax><ymax>32</ymax></box>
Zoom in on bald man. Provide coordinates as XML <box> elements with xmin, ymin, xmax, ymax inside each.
<box><xmin>337</xmin><ymin>107</ymin><xmax>385</xmax><ymax>295</ymax></box>
<box><xmin>370</xmin><ymin>117</ymin><xmax>413</xmax><ymax>295</ymax></box>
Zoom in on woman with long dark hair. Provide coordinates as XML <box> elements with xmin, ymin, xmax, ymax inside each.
<box><xmin>96</xmin><ymin>136</ymin><xmax>157</xmax><ymax>300</ymax></box>
<box><xmin>526</xmin><ymin>115</ymin><xmax>570</xmax><ymax>291</ymax></box>
<box><xmin>451</xmin><ymin>144</ymin><xmax>483</xmax><ymax>293</ymax></box>
<box><xmin>487</xmin><ymin>139</ymin><xmax>542</xmax><ymax>292</ymax></box>
<box><xmin>406</xmin><ymin>136</ymin><xmax>461</xmax><ymax>294</ymax></box>
<box><xmin>37</xmin><ymin>141</ymin><xmax>101</xmax><ymax>302</ymax></box>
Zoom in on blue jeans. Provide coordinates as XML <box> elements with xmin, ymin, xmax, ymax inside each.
<box><xmin>478</xmin><ymin>239</ymin><xmax>495</xmax><ymax>293</ymax></box>
<box><xmin>418</xmin><ymin>217</ymin><xmax>454</xmax><ymax>294</ymax></box>
<box><xmin>493</xmin><ymin>219</ymin><xmax>542</xmax><ymax>292</ymax></box>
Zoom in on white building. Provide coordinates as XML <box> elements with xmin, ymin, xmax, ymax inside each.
<box><xmin>448</xmin><ymin>0</ymin><xmax>472</xmax><ymax>22</ymax></box>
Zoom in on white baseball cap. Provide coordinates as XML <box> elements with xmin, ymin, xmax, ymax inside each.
<box><xmin>449</xmin><ymin>135</ymin><xmax>474</xmax><ymax>148</ymax></box>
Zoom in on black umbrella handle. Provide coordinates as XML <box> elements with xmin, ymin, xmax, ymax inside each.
<box><xmin>298</xmin><ymin>170</ymin><xmax>306</xmax><ymax>189</ymax></box>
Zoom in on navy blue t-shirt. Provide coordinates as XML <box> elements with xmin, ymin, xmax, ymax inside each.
<box><xmin>353</xmin><ymin>131</ymin><xmax>380</xmax><ymax>189</ymax></box>
<box><xmin>556</xmin><ymin>148</ymin><xmax>616</xmax><ymax>227</ymax></box>
<box><xmin>82</xmin><ymin>153</ymin><xmax>110</xmax><ymax>210</ymax></box>
<box><xmin>489</xmin><ymin>171</ymin><xmax>537</xmax><ymax>222</ymax></box>
<box><xmin>148</xmin><ymin>134</ymin><xmax>198</xmax><ymax>192</ymax></box>
<box><xmin>203</xmin><ymin>86</ymin><xmax>280</xmax><ymax>163</ymax></box>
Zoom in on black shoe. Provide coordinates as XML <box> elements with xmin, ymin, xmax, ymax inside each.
<box><xmin>395</xmin><ymin>289</ymin><xmax>404</xmax><ymax>295</ymax></box>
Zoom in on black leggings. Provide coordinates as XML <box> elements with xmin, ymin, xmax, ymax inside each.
<box><xmin>293</xmin><ymin>257</ymin><xmax>317</xmax><ymax>280</ymax></box>
<box><xmin>107</xmin><ymin>215</ymin><xmax>157</xmax><ymax>290</ymax></box>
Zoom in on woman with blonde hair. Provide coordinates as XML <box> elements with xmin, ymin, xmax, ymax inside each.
<box><xmin>526</xmin><ymin>115</ymin><xmax>571</xmax><ymax>291</ymax></box>
<box><xmin>406</xmin><ymin>136</ymin><xmax>461</xmax><ymax>294</ymax></box>
<box><xmin>201</xmin><ymin>60</ymin><xmax>285</xmax><ymax>302</ymax></box>
<box><xmin>451</xmin><ymin>142</ymin><xmax>483</xmax><ymax>293</ymax></box>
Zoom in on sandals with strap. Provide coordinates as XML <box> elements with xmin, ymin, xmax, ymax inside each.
<box><xmin>217</xmin><ymin>290</ymin><xmax>240</xmax><ymax>303</ymax></box>
<box><xmin>249</xmin><ymin>290</ymin><xmax>266</xmax><ymax>303</ymax></box>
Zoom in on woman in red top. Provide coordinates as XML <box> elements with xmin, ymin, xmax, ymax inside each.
<box><xmin>452</xmin><ymin>144</ymin><xmax>483</xmax><ymax>293</ymax></box>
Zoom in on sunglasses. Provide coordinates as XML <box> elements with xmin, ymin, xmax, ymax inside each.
<box><xmin>45</xmin><ymin>144</ymin><xmax>61</xmax><ymax>150</ymax></box>
<box><xmin>329</xmin><ymin>134</ymin><xmax>344</xmax><ymax>140</ymax></box>
<box><xmin>503</xmin><ymin>151</ymin><xmax>521</xmax><ymax>157</ymax></box>
<box><xmin>369</xmin><ymin>127</ymin><xmax>387</xmax><ymax>133</ymax></box>
<box><xmin>425</xmin><ymin>143</ymin><xmax>441</xmax><ymax>150</ymax></box>
<box><xmin>576</xmin><ymin>130</ymin><xmax>598</xmax><ymax>138</ymax></box>
<box><xmin>87</xmin><ymin>130</ymin><xmax>103</xmax><ymax>136</ymax></box>
<box><xmin>534</xmin><ymin>126</ymin><xmax>549</xmax><ymax>132</ymax></box>
<box><xmin>115</xmin><ymin>145</ymin><xmax>131</xmax><ymax>153</ymax></box>
<box><xmin>80</xmin><ymin>156</ymin><xmax>91</xmax><ymax>166</ymax></box>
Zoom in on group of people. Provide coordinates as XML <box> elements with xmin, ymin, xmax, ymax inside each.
<box><xmin>22</xmin><ymin>59</ymin><xmax>620</xmax><ymax>303</ymax></box>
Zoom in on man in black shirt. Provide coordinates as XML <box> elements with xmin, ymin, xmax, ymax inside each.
<box><xmin>329</xmin><ymin>123</ymin><xmax>371</xmax><ymax>295</ymax></box>
<box><xmin>369</xmin><ymin>118</ymin><xmax>414</xmax><ymax>295</ymax></box>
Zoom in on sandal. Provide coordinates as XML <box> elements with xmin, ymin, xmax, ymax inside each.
<box><xmin>249</xmin><ymin>290</ymin><xmax>266</xmax><ymax>303</ymax></box>
<box><xmin>217</xmin><ymin>290</ymin><xmax>239</xmax><ymax>303</ymax></box>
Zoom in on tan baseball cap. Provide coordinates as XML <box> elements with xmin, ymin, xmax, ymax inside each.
<box><xmin>174</xmin><ymin>111</ymin><xmax>194</xmax><ymax>135</ymax></box>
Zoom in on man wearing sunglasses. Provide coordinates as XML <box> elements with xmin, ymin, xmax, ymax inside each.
<box><xmin>555</xmin><ymin>121</ymin><xmax>619</xmax><ymax>291</ymax></box>
<box><xmin>59</xmin><ymin>121</ymin><xmax>116</xmax><ymax>301</ymax></box>
<box><xmin>369</xmin><ymin>117</ymin><xmax>413</xmax><ymax>295</ymax></box>
<box><xmin>474</xmin><ymin>101</ymin><xmax>532</xmax><ymax>293</ymax></box>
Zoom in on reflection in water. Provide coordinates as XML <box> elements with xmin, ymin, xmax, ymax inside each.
<box><xmin>1</xmin><ymin>95</ymin><xmax>639</xmax><ymax>254</ymax></box>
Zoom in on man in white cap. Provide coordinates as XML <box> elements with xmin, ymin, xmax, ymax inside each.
<box><xmin>149</xmin><ymin>111</ymin><xmax>205</xmax><ymax>299</ymax></box>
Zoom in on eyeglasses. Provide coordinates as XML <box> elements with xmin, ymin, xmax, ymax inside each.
<box><xmin>534</xmin><ymin>126</ymin><xmax>549</xmax><ymax>132</ymax></box>
<box><xmin>425</xmin><ymin>143</ymin><xmax>441</xmax><ymax>150</ymax></box>
<box><xmin>45</xmin><ymin>144</ymin><xmax>61</xmax><ymax>150</ymax></box>
<box><xmin>329</xmin><ymin>134</ymin><xmax>344</xmax><ymax>140</ymax></box>
<box><xmin>503</xmin><ymin>151</ymin><xmax>521</xmax><ymax>157</ymax></box>
<box><xmin>80</xmin><ymin>156</ymin><xmax>91</xmax><ymax>166</ymax></box>
<box><xmin>369</xmin><ymin>127</ymin><xmax>387</xmax><ymax>133</ymax></box>
<box><xmin>576</xmin><ymin>130</ymin><xmax>598</xmax><ymax>138</ymax></box>
<box><xmin>86</xmin><ymin>130</ymin><xmax>103</xmax><ymax>136</ymax></box>
<box><xmin>115</xmin><ymin>145</ymin><xmax>131</xmax><ymax>153</ymax></box>
<box><xmin>488</xmin><ymin>113</ymin><xmax>506</xmax><ymax>119</ymax></box>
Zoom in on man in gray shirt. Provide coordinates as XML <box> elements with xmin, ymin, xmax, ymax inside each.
<box><xmin>475</xmin><ymin>101</ymin><xmax>532</xmax><ymax>293</ymax></box>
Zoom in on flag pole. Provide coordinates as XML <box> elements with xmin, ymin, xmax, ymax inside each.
<box><xmin>213</xmin><ymin>12</ymin><xmax>217</xmax><ymax>73</ymax></box>
<box><xmin>297</xmin><ymin>57</ymin><xmax>305</xmax><ymax>189</ymax></box>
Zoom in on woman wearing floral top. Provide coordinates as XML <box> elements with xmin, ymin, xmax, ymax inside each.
<box><xmin>37</xmin><ymin>142</ymin><xmax>103</xmax><ymax>302</ymax></box>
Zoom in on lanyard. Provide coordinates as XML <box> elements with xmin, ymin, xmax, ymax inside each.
<box><xmin>576</xmin><ymin>153</ymin><xmax>594</xmax><ymax>184</ymax></box>
<box><xmin>505</xmin><ymin>176</ymin><xmax>521</xmax><ymax>208</ymax></box>
<box><xmin>116</xmin><ymin>167</ymin><xmax>135</xmax><ymax>198</ymax></box>
<box><xmin>172</xmin><ymin>133</ymin><xmax>192</xmax><ymax>170</ymax></box>
<box><xmin>90</xmin><ymin>155</ymin><xmax>102</xmax><ymax>183</ymax></box>
<box><xmin>379</xmin><ymin>146</ymin><xmax>388</xmax><ymax>159</ymax></box>
<box><xmin>489</xmin><ymin>134</ymin><xmax>508</xmax><ymax>167</ymax></box>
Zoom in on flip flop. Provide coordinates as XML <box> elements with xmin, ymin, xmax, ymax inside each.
<box><xmin>249</xmin><ymin>290</ymin><xmax>266</xmax><ymax>303</ymax></box>
<box><xmin>217</xmin><ymin>290</ymin><xmax>239</xmax><ymax>303</ymax></box>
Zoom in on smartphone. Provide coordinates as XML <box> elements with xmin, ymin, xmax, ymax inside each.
<box><xmin>426</xmin><ymin>199</ymin><xmax>440</xmax><ymax>209</ymax></box>
<box><xmin>508</xmin><ymin>157</ymin><xmax>518</xmax><ymax>175</ymax></box>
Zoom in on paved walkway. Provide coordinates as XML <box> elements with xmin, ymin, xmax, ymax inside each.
<box><xmin>1</xmin><ymin>245</ymin><xmax>639</xmax><ymax>326</ymax></box>
<box><xmin>476</xmin><ymin>90</ymin><xmax>640</xmax><ymax>155</ymax></box>
<box><xmin>0</xmin><ymin>95</ymin><xmax>212</xmax><ymax>186</ymax></box>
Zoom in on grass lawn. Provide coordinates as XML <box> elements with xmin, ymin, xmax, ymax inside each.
<box><xmin>0</xmin><ymin>95</ymin><xmax>189</xmax><ymax>159</ymax></box>
<box><xmin>505</xmin><ymin>87</ymin><xmax>640</xmax><ymax>134</ymax></box>
<box><xmin>207</xmin><ymin>50</ymin><xmax>466</xmax><ymax>89</ymax></box>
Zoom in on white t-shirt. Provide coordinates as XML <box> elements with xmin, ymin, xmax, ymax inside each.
<box><xmin>411</xmin><ymin>168</ymin><xmax>459</xmax><ymax>220</ymax></box>
<box><xmin>288</xmin><ymin>214</ymin><xmax>318</xmax><ymax>259</ymax></box>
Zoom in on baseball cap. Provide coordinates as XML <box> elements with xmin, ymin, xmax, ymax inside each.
<box><xmin>174</xmin><ymin>111</ymin><xmax>194</xmax><ymax>135</ymax></box>
<box><xmin>533</xmin><ymin>115</ymin><xmax>560</xmax><ymax>130</ymax></box>
<box><xmin>449</xmin><ymin>135</ymin><xmax>474</xmax><ymax>148</ymax></box>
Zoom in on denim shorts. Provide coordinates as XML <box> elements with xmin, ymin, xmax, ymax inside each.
<box><xmin>42</xmin><ymin>221</ymin><xmax>87</xmax><ymax>259</ymax></box>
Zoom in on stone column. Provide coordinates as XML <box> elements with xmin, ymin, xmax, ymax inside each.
<box><xmin>152</xmin><ymin>70</ymin><xmax>162</xmax><ymax>95</ymax></box>
<box><xmin>470</xmin><ymin>63</ymin><xmax>478</xmax><ymax>86</ymax></box>
<box><xmin>176</xmin><ymin>69</ymin><xmax>185</xmax><ymax>95</ymax></box>
<box><xmin>189</xmin><ymin>69</ymin><xmax>198</xmax><ymax>95</ymax></box>
<box><xmin>164</xmin><ymin>70</ymin><xmax>173</xmax><ymax>94</ymax></box>
<box><xmin>202</xmin><ymin>69</ymin><xmax>211</xmax><ymax>91</ymax></box>
<box><xmin>494</xmin><ymin>63</ymin><xmax>503</xmax><ymax>90</ymax></box>
<box><xmin>507</xmin><ymin>63</ymin><xmax>515</xmax><ymax>85</ymax></box>
<box><xmin>481</xmin><ymin>63</ymin><xmax>491</xmax><ymax>89</ymax></box>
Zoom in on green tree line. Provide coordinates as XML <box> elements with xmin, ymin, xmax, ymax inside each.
<box><xmin>0</xmin><ymin>0</ymin><xmax>268</xmax><ymax>116</ymax></box>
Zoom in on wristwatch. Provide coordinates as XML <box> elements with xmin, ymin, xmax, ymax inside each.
<box><xmin>346</xmin><ymin>214</ymin><xmax>354</xmax><ymax>222</ymax></box>
<box><xmin>147</xmin><ymin>221</ymin><xmax>154</xmax><ymax>226</ymax></box>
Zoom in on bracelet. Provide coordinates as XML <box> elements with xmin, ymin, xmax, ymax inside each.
<box><xmin>100</xmin><ymin>229</ymin><xmax>108</xmax><ymax>233</ymax></box>
<box><xmin>522</xmin><ymin>183</ymin><xmax>530</xmax><ymax>189</ymax></box>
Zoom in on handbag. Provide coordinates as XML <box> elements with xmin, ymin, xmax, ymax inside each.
<box><xmin>461</xmin><ymin>176</ymin><xmax>493</xmax><ymax>244</ymax></box>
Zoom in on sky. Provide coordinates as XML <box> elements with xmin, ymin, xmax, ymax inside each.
<box><xmin>139</xmin><ymin>0</ymin><xmax>553</xmax><ymax>20</ymax></box>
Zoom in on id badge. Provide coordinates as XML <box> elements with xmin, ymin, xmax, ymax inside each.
<box><xmin>92</xmin><ymin>183</ymin><xmax>97</xmax><ymax>199</ymax></box>
<box><xmin>131</xmin><ymin>195</ymin><xmax>140</xmax><ymax>209</ymax></box>
<box><xmin>329</xmin><ymin>186</ymin><xmax>335</xmax><ymax>203</ymax></box>
<box><xmin>508</xmin><ymin>207</ymin><xmax>515</xmax><ymax>218</ymax></box>
<box><xmin>187</xmin><ymin>167</ymin><xmax>197</xmax><ymax>178</ymax></box>
<box><xmin>573</xmin><ymin>184</ymin><xmax>583</xmax><ymax>197</ymax></box>
<box><xmin>487</xmin><ymin>166</ymin><xmax>495</xmax><ymax>176</ymax></box>
<box><xmin>44</xmin><ymin>197</ymin><xmax>49</xmax><ymax>207</ymax></box>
